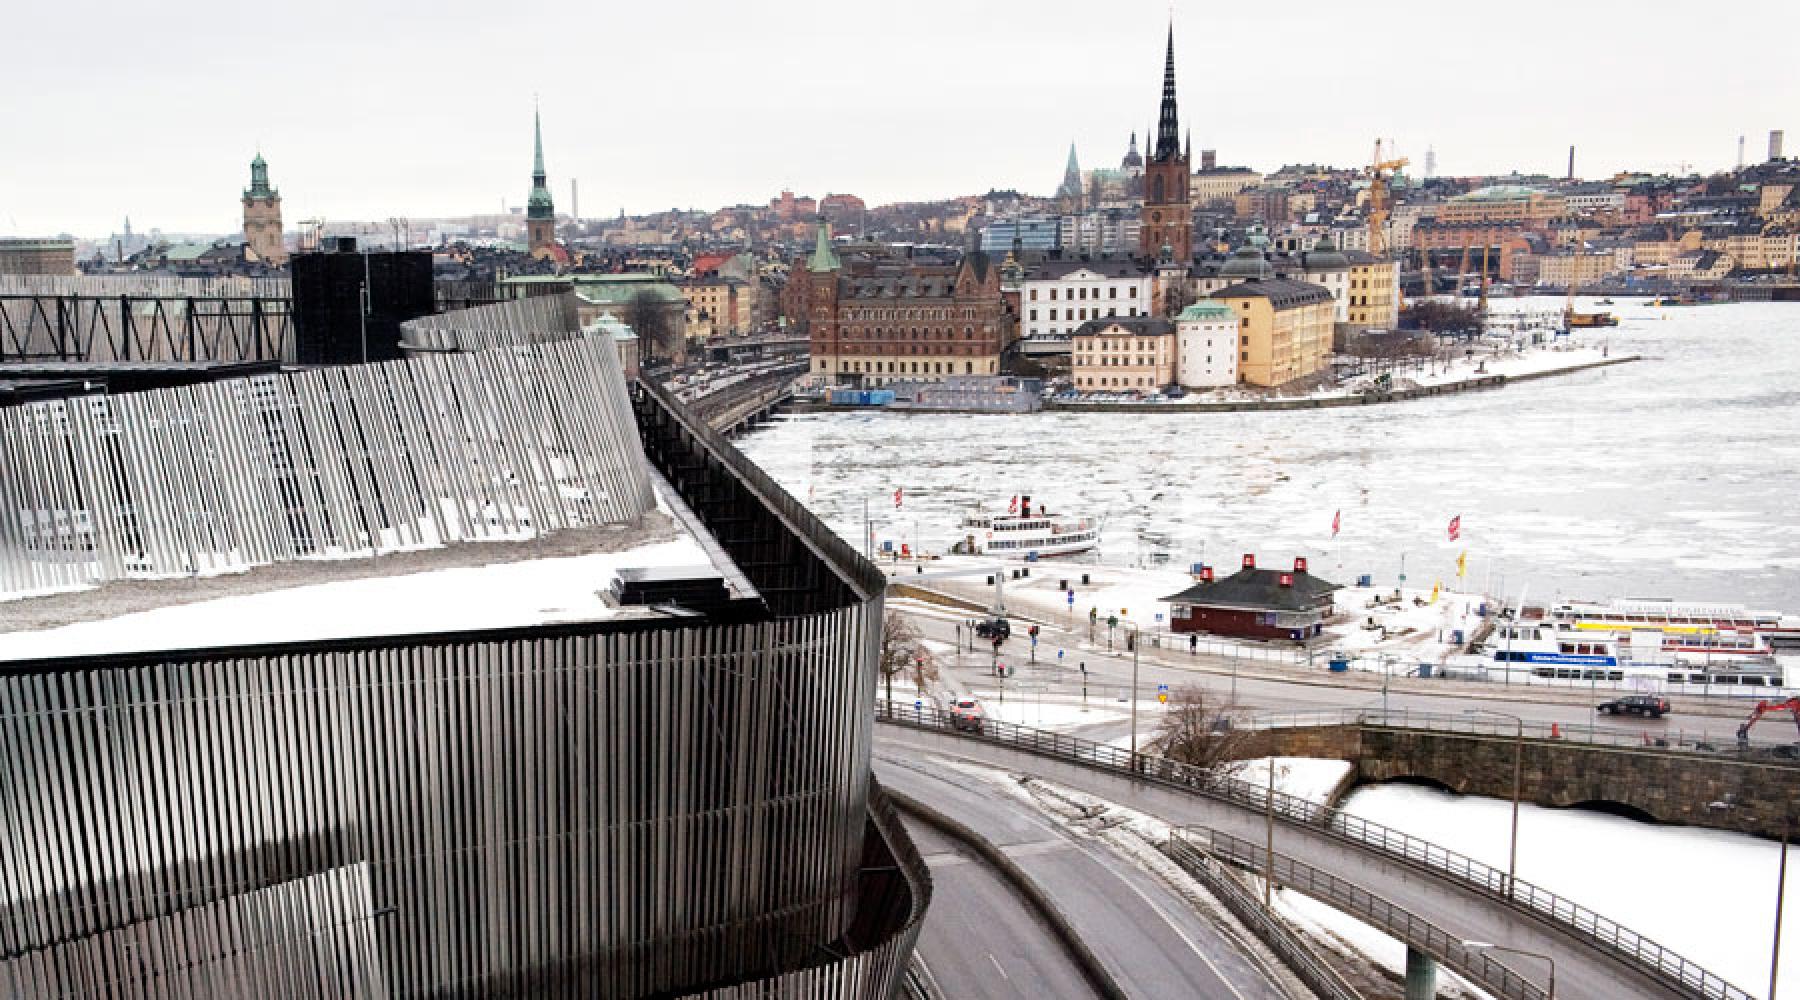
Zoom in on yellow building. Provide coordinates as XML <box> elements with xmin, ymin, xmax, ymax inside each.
<box><xmin>1630</xmin><ymin>230</ymin><xmax>1702</xmax><ymax>267</ymax></box>
<box><xmin>1705</xmin><ymin>230</ymin><xmax>1798</xmax><ymax>270</ymax></box>
<box><xmin>1344</xmin><ymin>252</ymin><xmax>1399</xmax><ymax>329</ymax></box>
<box><xmin>1536</xmin><ymin>251</ymin><xmax>1625</xmax><ymax>290</ymax></box>
<box><xmin>680</xmin><ymin>277</ymin><xmax>755</xmax><ymax>337</ymax></box>
<box><xmin>1191</xmin><ymin>167</ymin><xmax>1261</xmax><ymax>206</ymax></box>
<box><xmin>1439</xmin><ymin>185</ymin><xmax>1566</xmax><ymax>225</ymax></box>
<box><xmin>1070</xmin><ymin>316</ymin><xmax>1177</xmax><ymax>392</ymax></box>
<box><xmin>1209</xmin><ymin>279</ymin><xmax>1335</xmax><ymax>387</ymax></box>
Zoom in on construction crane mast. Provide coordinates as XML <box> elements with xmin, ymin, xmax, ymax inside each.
<box><xmin>1365</xmin><ymin>139</ymin><xmax>1410</xmax><ymax>258</ymax></box>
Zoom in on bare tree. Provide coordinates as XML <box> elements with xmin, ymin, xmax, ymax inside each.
<box><xmin>878</xmin><ymin>611</ymin><xmax>936</xmax><ymax>705</ymax></box>
<box><xmin>1162</xmin><ymin>280</ymin><xmax>1196</xmax><ymax>318</ymax></box>
<box><xmin>625</xmin><ymin>290</ymin><xmax>681</xmax><ymax>363</ymax></box>
<box><xmin>1147</xmin><ymin>685</ymin><xmax>1250</xmax><ymax>771</ymax></box>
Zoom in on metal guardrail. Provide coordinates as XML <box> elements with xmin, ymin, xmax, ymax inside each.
<box><xmin>1172</xmin><ymin>830</ymin><xmax>1544</xmax><ymax>1000</ymax></box>
<box><xmin>1161</xmin><ymin>834</ymin><xmax>1365</xmax><ymax>1000</ymax></box>
<box><xmin>876</xmin><ymin>700</ymin><xmax>1754</xmax><ymax>1000</ymax></box>
<box><xmin>1240</xmin><ymin>707</ymin><xmax>1800</xmax><ymax>762</ymax></box>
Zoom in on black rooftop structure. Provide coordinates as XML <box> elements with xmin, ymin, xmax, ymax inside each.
<box><xmin>1071</xmin><ymin>315</ymin><xmax>1176</xmax><ymax>337</ymax></box>
<box><xmin>1164</xmin><ymin>556</ymin><xmax>1341</xmax><ymax>613</ymax></box>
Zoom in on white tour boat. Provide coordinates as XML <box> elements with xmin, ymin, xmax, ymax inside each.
<box><xmin>952</xmin><ymin>495</ymin><xmax>1098</xmax><ymax>559</ymax></box>
<box><xmin>1465</xmin><ymin>620</ymin><xmax>1787</xmax><ymax>691</ymax></box>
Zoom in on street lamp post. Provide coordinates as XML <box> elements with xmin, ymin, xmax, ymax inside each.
<box><xmin>1464</xmin><ymin>941</ymin><xmax>1554</xmax><ymax>999</ymax></box>
<box><xmin>1466</xmin><ymin>709</ymin><xmax>1524</xmax><ymax>899</ymax></box>
<box><xmin>1128</xmin><ymin>628</ymin><xmax>1141</xmax><ymax>766</ymax></box>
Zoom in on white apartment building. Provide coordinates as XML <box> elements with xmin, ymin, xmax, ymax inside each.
<box><xmin>1019</xmin><ymin>259</ymin><xmax>1153</xmax><ymax>338</ymax></box>
<box><xmin>1057</xmin><ymin>211</ymin><xmax>1143</xmax><ymax>257</ymax></box>
<box><xmin>1174</xmin><ymin>301</ymin><xmax>1239</xmax><ymax>388</ymax></box>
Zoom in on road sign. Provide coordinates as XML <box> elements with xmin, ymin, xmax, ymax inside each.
<box><xmin>1157</xmin><ymin>683</ymin><xmax>1169</xmax><ymax>692</ymax></box>
<box><xmin>1155</xmin><ymin>612</ymin><xmax>1164</xmax><ymax>623</ymax></box>
<box><xmin>1057</xmin><ymin>649</ymin><xmax>1064</xmax><ymax>660</ymax></box>
<box><xmin>1107</xmin><ymin>615</ymin><xmax>1118</xmax><ymax>628</ymax></box>
<box><xmin>1158</xmin><ymin>692</ymin><xmax>1168</xmax><ymax>704</ymax></box>
<box><xmin>914</xmin><ymin>699</ymin><xmax>923</xmax><ymax>710</ymax></box>
<box><xmin>1067</xmin><ymin>591</ymin><xmax>1075</xmax><ymax>605</ymax></box>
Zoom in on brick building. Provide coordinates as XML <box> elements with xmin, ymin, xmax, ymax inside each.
<box><xmin>0</xmin><ymin>238</ymin><xmax>77</xmax><ymax>276</ymax></box>
<box><xmin>1140</xmin><ymin>26</ymin><xmax>1192</xmax><ymax>263</ymax></box>
<box><xmin>790</xmin><ymin>221</ymin><xmax>1011</xmax><ymax>384</ymax></box>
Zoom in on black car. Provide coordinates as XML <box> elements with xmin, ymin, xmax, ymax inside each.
<box><xmin>974</xmin><ymin>617</ymin><xmax>1011</xmax><ymax>640</ymax></box>
<box><xmin>1597</xmin><ymin>694</ymin><xmax>1670</xmax><ymax>718</ymax></box>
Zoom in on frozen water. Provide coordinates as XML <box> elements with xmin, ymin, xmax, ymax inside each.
<box><xmin>1343</xmin><ymin>781</ymin><xmax>1796</xmax><ymax>999</ymax></box>
<box><xmin>740</xmin><ymin>299</ymin><xmax>1800</xmax><ymax>608</ymax></box>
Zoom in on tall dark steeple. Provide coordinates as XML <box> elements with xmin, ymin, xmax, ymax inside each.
<box><xmin>1153</xmin><ymin>25</ymin><xmax>1181</xmax><ymax>162</ymax></box>
<box><xmin>1139</xmin><ymin>21</ymin><xmax>1193</xmax><ymax>264</ymax></box>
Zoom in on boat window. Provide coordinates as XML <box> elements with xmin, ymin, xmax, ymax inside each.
<box><xmin>1559</xmin><ymin>643</ymin><xmax>1574</xmax><ymax>654</ymax></box>
<box><xmin>1668</xmin><ymin>673</ymin><xmax>1685</xmax><ymax>683</ymax></box>
<box><xmin>1607</xmin><ymin>672</ymin><xmax>1623</xmax><ymax>681</ymax></box>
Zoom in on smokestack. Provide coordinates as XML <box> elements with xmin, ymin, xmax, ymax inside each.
<box><xmin>571</xmin><ymin>178</ymin><xmax>580</xmax><ymax>222</ymax></box>
<box><xmin>1739</xmin><ymin>135</ymin><xmax>1747</xmax><ymax>170</ymax></box>
<box><xmin>1567</xmin><ymin>145</ymin><xmax>1576</xmax><ymax>181</ymax></box>
<box><xmin>1201</xmin><ymin>149</ymin><xmax>1217</xmax><ymax>171</ymax></box>
<box><xmin>1773</xmin><ymin>130</ymin><xmax>1788</xmax><ymax>162</ymax></box>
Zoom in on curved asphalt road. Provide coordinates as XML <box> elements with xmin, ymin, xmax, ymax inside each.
<box><xmin>879</xmin><ymin>724</ymin><xmax>1695</xmax><ymax>1000</ymax></box>
<box><xmin>900</xmin><ymin>818</ymin><xmax>1101</xmax><ymax>999</ymax></box>
<box><xmin>877</xmin><ymin>753</ymin><xmax>1291</xmax><ymax>999</ymax></box>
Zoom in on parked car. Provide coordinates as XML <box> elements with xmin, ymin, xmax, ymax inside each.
<box><xmin>950</xmin><ymin>698</ymin><xmax>986</xmax><ymax>733</ymax></box>
<box><xmin>1597</xmin><ymin>694</ymin><xmax>1670</xmax><ymax>718</ymax></box>
<box><xmin>973</xmin><ymin>617</ymin><xmax>1011</xmax><ymax>640</ymax></box>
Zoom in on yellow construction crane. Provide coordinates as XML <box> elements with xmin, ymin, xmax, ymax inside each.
<box><xmin>1366</xmin><ymin>139</ymin><xmax>1410</xmax><ymax>257</ymax></box>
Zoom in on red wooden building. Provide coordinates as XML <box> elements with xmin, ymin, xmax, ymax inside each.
<box><xmin>1163</xmin><ymin>555</ymin><xmax>1340</xmax><ymax>642</ymax></box>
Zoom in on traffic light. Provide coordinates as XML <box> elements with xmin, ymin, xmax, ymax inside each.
<box><xmin>1028</xmin><ymin>625</ymin><xmax>1039</xmax><ymax>639</ymax></box>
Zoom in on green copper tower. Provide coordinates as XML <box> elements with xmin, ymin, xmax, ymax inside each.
<box><xmin>527</xmin><ymin>107</ymin><xmax>556</xmax><ymax>255</ymax></box>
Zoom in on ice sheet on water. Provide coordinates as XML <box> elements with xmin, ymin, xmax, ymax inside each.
<box><xmin>739</xmin><ymin>300</ymin><xmax>1800</xmax><ymax>608</ymax></box>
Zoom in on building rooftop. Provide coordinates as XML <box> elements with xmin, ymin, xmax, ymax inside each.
<box><xmin>1209</xmin><ymin>278</ymin><xmax>1334</xmax><ymax>308</ymax></box>
<box><xmin>1163</xmin><ymin>563</ymin><xmax>1341</xmax><ymax>613</ymax></box>
<box><xmin>1176</xmin><ymin>302</ymin><xmax>1235</xmax><ymax>320</ymax></box>
<box><xmin>1071</xmin><ymin>315</ymin><xmax>1175</xmax><ymax>337</ymax></box>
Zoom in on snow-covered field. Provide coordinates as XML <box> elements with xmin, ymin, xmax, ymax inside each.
<box><xmin>1343</xmin><ymin>782</ymin><xmax>1796</xmax><ymax>999</ymax></box>
<box><xmin>0</xmin><ymin>537</ymin><xmax>713</xmax><ymax>660</ymax></box>
<box><xmin>739</xmin><ymin>299</ymin><xmax>1800</xmax><ymax>609</ymax></box>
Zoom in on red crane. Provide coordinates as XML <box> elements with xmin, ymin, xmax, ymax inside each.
<box><xmin>1738</xmin><ymin>698</ymin><xmax>1800</xmax><ymax>742</ymax></box>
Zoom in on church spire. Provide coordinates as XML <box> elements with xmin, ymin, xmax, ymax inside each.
<box><xmin>1153</xmin><ymin>22</ymin><xmax>1181</xmax><ymax>162</ymax></box>
<box><xmin>806</xmin><ymin>216</ymin><xmax>841</xmax><ymax>273</ymax></box>
<box><xmin>527</xmin><ymin>105</ymin><xmax>555</xmax><ymax>222</ymax></box>
<box><xmin>533</xmin><ymin>105</ymin><xmax>546</xmax><ymax>178</ymax></box>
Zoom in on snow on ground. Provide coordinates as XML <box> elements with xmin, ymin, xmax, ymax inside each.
<box><xmin>1343</xmin><ymin>782</ymin><xmax>1797</xmax><ymax>999</ymax></box>
<box><xmin>1270</xmin><ymin>888</ymin><xmax>1494</xmax><ymax>999</ymax></box>
<box><xmin>983</xmin><ymin>698</ymin><xmax>1128</xmax><ymax>729</ymax></box>
<box><xmin>1222</xmin><ymin>757</ymin><xmax>1355</xmax><ymax>805</ymax></box>
<box><xmin>0</xmin><ymin>537</ymin><xmax>713</xmax><ymax>660</ymax></box>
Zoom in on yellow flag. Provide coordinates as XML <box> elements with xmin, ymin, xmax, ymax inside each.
<box><xmin>1456</xmin><ymin>551</ymin><xmax>1467</xmax><ymax>578</ymax></box>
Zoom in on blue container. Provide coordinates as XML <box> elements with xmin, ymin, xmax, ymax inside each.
<box><xmin>1328</xmin><ymin>658</ymin><xmax>1350</xmax><ymax>672</ymax></box>
<box><xmin>1357</xmin><ymin>574</ymin><xmax>1373</xmax><ymax>587</ymax></box>
<box><xmin>1417</xmin><ymin>663</ymin><xmax>1434</xmax><ymax>679</ymax></box>
<box><xmin>1451</xmin><ymin>629</ymin><xmax>1465</xmax><ymax>645</ymax></box>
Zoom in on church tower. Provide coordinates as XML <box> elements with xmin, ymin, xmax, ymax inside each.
<box><xmin>527</xmin><ymin>108</ymin><xmax>557</xmax><ymax>257</ymax></box>
<box><xmin>1139</xmin><ymin>26</ymin><xmax>1192</xmax><ymax>263</ymax></box>
<box><xmin>241</xmin><ymin>152</ymin><xmax>287</xmax><ymax>266</ymax></box>
<box><xmin>1055</xmin><ymin>143</ymin><xmax>1084</xmax><ymax>214</ymax></box>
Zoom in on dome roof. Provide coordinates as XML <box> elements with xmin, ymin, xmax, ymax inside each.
<box><xmin>1219</xmin><ymin>245</ymin><xmax>1275</xmax><ymax>280</ymax></box>
<box><xmin>1303</xmin><ymin>235</ymin><xmax>1348</xmax><ymax>271</ymax></box>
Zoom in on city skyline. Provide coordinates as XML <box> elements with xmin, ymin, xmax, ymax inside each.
<box><xmin>4</xmin><ymin>0</ymin><xmax>1795</xmax><ymax>236</ymax></box>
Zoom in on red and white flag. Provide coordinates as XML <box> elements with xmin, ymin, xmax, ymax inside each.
<box><xmin>1331</xmin><ymin>509</ymin><xmax>1341</xmax><ymax>538</ymax></box>
<box><xmin>1447</xmin><ymin>514</ymin><xmax>1461</xmax><ymax>542</ymax></box>
<box><xmin>1009</xmin><ymin>495</ymin><xmax>1019</xmax><ymax>514</ymax></box>
<box><xmin>894</xmin><ymin>487</ymin><xmax>904</xmax><ymax>509</ymax></box>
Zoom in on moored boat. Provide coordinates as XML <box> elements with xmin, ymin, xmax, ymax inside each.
<box><xmin>951</xmin><ymin>495</ymin><xmax>1098</xmax><ymax>558</ymax></box>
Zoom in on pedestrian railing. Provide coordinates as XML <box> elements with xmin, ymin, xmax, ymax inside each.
<box><xmin>1171</xmin><ymin>829</ymin><xmax>1544</xmax><ymax>1000</ymax></box>
<box><xmin>876</xmin><ymin>699</ymin><xmax>1754</xmax><ymax>1000</ymax></box>
<box><xmin>1160</xmin><ymin>833</ymin><xmax>1367</xmax><ymax>1000</ymax></box>
<box><xmin>1238</xmin><ymin>707</ymin><xmax>1800</xmax><ymax>762</ymax></box>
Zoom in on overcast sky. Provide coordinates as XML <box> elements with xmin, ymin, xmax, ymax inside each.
<box><xmin>3</xmin><ymin>0</ymin><xmax>1794</xmax><ymax>237</ymax></box>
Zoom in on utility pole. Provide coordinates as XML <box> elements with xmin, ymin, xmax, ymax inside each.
<box><xmin>1775</xmin><ymin>829</ymin><xmax>1789</xmax><ymax>1000</ymax></box>
<box><xmin>1128</xmin><ymin>629</ymin><xmax>1141</xmax><ymax>764</ymax></box>
<box><xmin>1264</xmin><ymin>759</ymin><xmax>1276</xmax><ymax>908</ymax></box>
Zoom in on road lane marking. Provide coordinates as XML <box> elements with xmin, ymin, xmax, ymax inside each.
<box><xmin>989</xmin><ymin>953</ymin><xmax>1009</xmax><ymax>980</ymax></box>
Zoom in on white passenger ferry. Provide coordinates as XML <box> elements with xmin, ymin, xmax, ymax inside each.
<box><xmin>952</xmin><ymin>496</ymin><xmax>1098</xmax><ymax>558</ymax></box>
<box><xmin>1469</xmin><ymin>621</ymin><xmax>1787</xmax><ymax>691</ymax></box>
<box><xmin>1546</xmin><ymin>598</ymin><xmax>1800</xmax><ymax>648</ymax></box>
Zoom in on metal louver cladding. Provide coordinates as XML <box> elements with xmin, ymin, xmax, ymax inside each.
<box><xmin>0</xmin><ymin>296</ymin><xmax>929</xmax><ymax>999</ymax></box>
<box><xmin>0</xmin><ymin>303</ymin><xmax>654</xmax><ymax>599</ymax></box>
